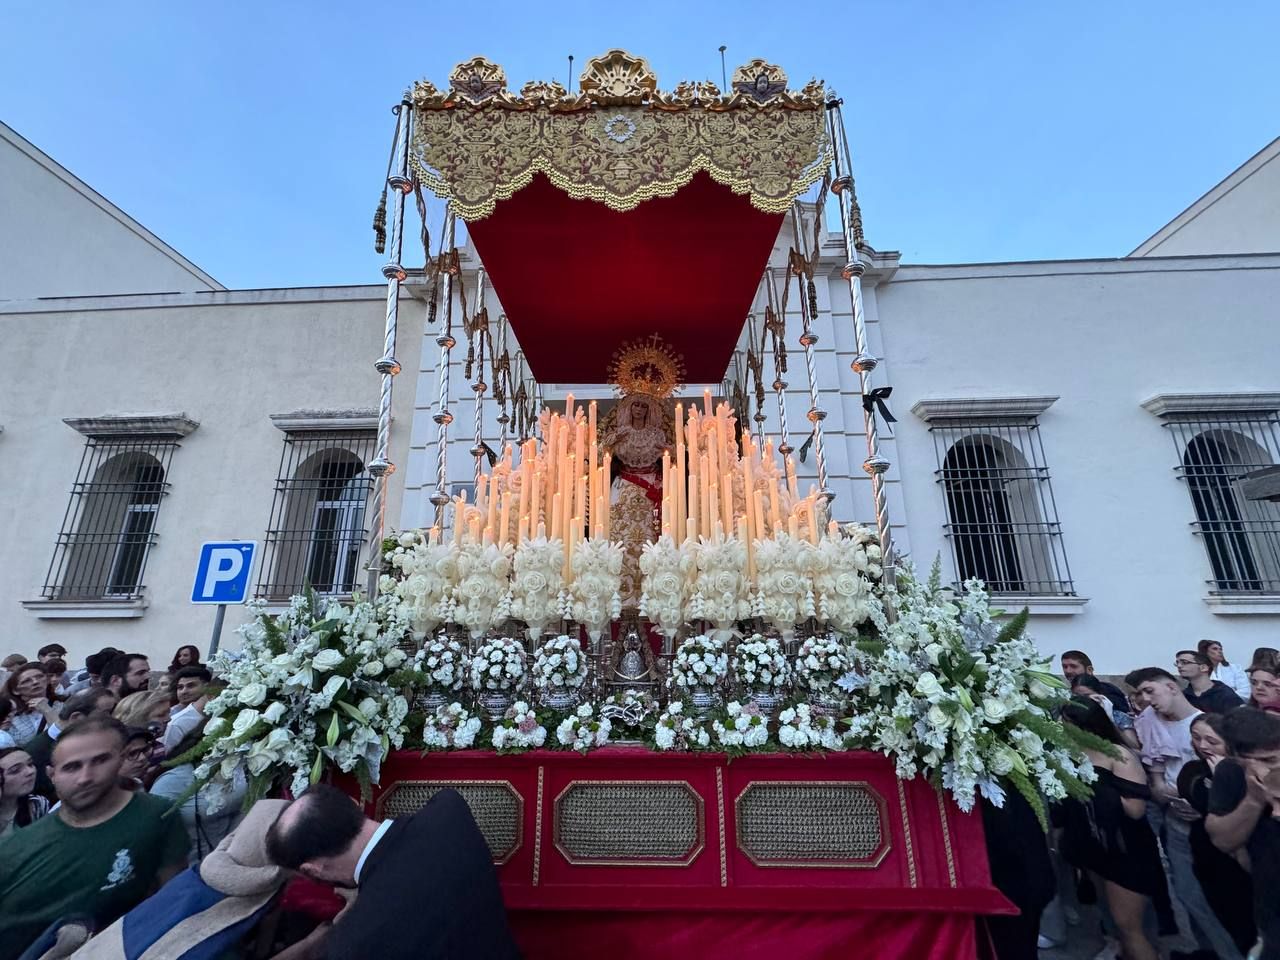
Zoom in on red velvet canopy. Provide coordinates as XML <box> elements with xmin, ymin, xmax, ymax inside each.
<box><xmin>468</xmin><ymin>172</ymin><xmax>783</xmax><ymax>384</ymax></box>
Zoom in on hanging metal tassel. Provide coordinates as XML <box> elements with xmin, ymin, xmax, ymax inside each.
<box><xmin>372</xmin><ymin>193</ymin><xmax>387</xmax><ymax>254</ymax></box>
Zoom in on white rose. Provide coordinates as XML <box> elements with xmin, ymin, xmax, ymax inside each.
<box><xmin>981</xmin><ymin>698</ymin><xmax>1010</xmax><ymax>724</ymax></box>
<box><xmin>362</xmin><ymin>661</ymin><xmax>384</xmax><ymax>677</ymax></box>
<box><xmin>204</xmin><ymin>717</ymin><xmax>229</xmax><ymax>738</ymax></box>
<box><xmin>312</xmin><ymin>649</ymin><xmax>345</xmax><ymax>672</ymax></box>
<box><xmin>914</xmin><ymin>672</ymin><xmax>944</xmax><ymax>701</ymax></box>
<box><xmin>927</xmin><ymin>704</ymin><xmax>951</xmax><ymax>730</ymax></box>
<box><xmin>231</xmin><ymin>709</ymin><xmax>261</xmax><ymax>736</ymax></box>
<box><xmin>263</xmin><ymin>702</ymin><xmax>287</xmax><ymax>725</ymax></box>
<box><xmin>237</xmin><ymin>683</ymin><xmax>268</xmax><ymax>707</ymax></box>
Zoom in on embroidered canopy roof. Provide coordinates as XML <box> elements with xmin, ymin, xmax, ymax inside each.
<box><xmin>409</xmin><ymin>51</ymin><xmax>832</xmax><ymax>384</ymax></box>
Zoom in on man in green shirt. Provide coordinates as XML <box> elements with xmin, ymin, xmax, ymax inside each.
<box><xmin>0</xmin><ymin>715</ymin><xmax>189</xmax><ymax>960</ymax></box>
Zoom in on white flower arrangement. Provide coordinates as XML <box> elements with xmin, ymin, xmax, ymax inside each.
<box><xmin>469</xmin><ymin>635</ymin><xmax>527</xmax><ymax>694</ymax></box>
<box><xmin>599</xmin><ymin>688</ymin><xmax>659</xmax><ymax>739</ymax></box>
<box><xmin>452</xmin><ymin>541</ymin><xmax>514</xmax><ymax>639</ymax></box>
<box><xmin>795</xmin><ymin>633</ymin><xmax>856</xmax><ymax>697</ymax></box>
<box><xmin>412</xmin><ymin>636</ymin><xmax>468</xmax><ymax>693</ymax></box>
<box><xmin>777</xmin><ymin>703</ymin><xmax>849</xmax><ymax>751</ymax></box>
<box><xmin>190</xmin><ymin>593</ymin><xmax>411</xmax><ymax>809</ymax></box>
<box><xmin>567</xmin><ymin>538</ymin><xmax>624</xmax><ymax>642</ymax></box>
<box><xmin>751</xmin><ymin>533</ymin><xmax>812</xmax><ymax>635</ymax></box>
<box><xmin>422</xmin><ymin>702</ymin><xmax>482</xmax><ymax>751</ymax></box>
<box><xmin>532</xmin><ymin>634</ymin><xmax>588</xmax><ymax>691</ymax></box>
<box><xmin>843</xmin><ymin>560</ymin><xmax>1097</xmax><ymax>820</ymax></box>
<box><xmin>669</xmin><ymin>634</ymin><xmax>729</xmax><ymax>691</ymax></box>
<box><xmin>712</xmin><ymin>701</ymin><xmax>770</xmax><ymax>749</ymax></box>
<box><xmin>639</xmin><ymin>535</ymin><xmax>694</xmax><ymax>640</ymax></box>
<box><xmin>652</xmin><ymin>700</ymin><xmax>712</xmax><ymax>751</ymax></box>
<box><xmin>809</xmin><ymin>528</ymin><xmax>880</xmax><ymax>634</ymax></box>
<box><xmin>685</xmin><ymin>537</ymin><xmax>751</xmax><ymax>634</ymax></box>
<box><xmin>730</xmin><ymin>633</ymin><xmax>790</xmax><ymax>691</ymax></box>
<box><xmin>509</xmin><ymin>536</ymin><xmax>566</xmax><ymax>641</ymax></box>
<box><xmin>490</xmin><ymin>700</ymin><xmax>547</xmax><ymax>752</ymax></box>
<box><xmin>554</xmin><ymin>703</ymin><xmax>612</xmax><ymax>754</ymax></box>
<box><xmin>381</xmin><ymin>532</ymin><xmax>460</xmax><ymax>636</ymax></box>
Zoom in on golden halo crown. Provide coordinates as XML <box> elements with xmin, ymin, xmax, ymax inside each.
<box><xmin>607</xmin><ymin>334</ymin><xmax>686</xmax><ymax>399</ymax></box>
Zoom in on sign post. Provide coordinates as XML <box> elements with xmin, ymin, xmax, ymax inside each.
<box><xmin>191</xmin><ymin>541</ymin><xmax>258</xmax><ymax>658</ymax></box>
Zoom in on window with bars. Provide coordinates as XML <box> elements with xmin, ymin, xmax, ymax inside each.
<box><xmin>1148</xmin><ymin>398</ymin><xmax>1280</xmax><ymax>594</ymax></box>
<box><xmin>42</xmin><ymin>437</ymin><xmax>177</xmax><ymax>601</ymax></box>
<box><xmin>257</xmin><ymin>429</ymin><xmax>376</xmax><ymax>600</ymax></box>
<box><xmin>918</xmin><ymin>401</ymin><xmax>1075</xmax><ymax>596</ymax></box>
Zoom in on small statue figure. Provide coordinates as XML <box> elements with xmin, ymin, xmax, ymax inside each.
<box><xmin>609</xmin><ymin>620</ymin><xmax>657</xmax><ymax>685</ymax></box>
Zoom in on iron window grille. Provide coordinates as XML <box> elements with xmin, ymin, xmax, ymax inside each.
<box><xmin>926</xmin><ymin>414</ymin><xmax>1075</xmax><ymax>596</ymax></box>
<box><xmin>1157</xmin><ymin>408</ymin><xmax>1280</xmax><ymax>594</ymax></box>
<box><xmin>42</xmin><ymin>437</ymin><xmax>177</xmax><ymax>601</ymax></box>
<box><xmin>257</xmin><ymin>429</ymin><xmax>376</xmax><ymax>601</ymax></box>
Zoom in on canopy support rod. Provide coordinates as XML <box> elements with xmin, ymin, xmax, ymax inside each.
<box><xmin>765</xmin><ymin>267</ymin><xmax>792</xmax><ymax>459</ymax></box>
<box><xmin>789</xmin><ymin>205</ymin><xmax>833</xmax><ymax>506</ymax></box>
<box><xmin>367</xmin><ymin>98</ymin><xmax>412</xmax><ymax>596</ymax></box>
<box><xmin>430</xmin><ymin>212</ymin><xmax>459</xmax><ymax>531</ymax></box>
<box><xmin>471</xmin><ymin>269</ymin><xmax>489</xmax><ymax>495</ymax></box>
<box><xmin>826</xmin><ymin>96</ymin><xmax>893</xmax><ymax>562</ymax></box>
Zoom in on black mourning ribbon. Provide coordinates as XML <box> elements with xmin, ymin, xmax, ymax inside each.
<box><xmin>480</xmin><ymin>441</ymin><xmax>499</xmax><ymax>467</ymax></box>
<box><xmin>862</xmin><ymin>386</ymin><xmax>897</xmax><ymax>426</ymax></box>
<box><xmin>798</xmin><ymin>433</ymin><xmax>814</xmax><ymax>463</ymax></box>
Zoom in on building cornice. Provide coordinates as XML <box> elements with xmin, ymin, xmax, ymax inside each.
<box><xmin>1141</xmin><ymin>392</ymin><xmax>1280</xmax><ymax>418</ymax></box>
<box><xmin>270</xmin><ymin>409</ymin><xmax>379</xmax><ymax>433</ymax></box>
<box><xmin>886</xmin><ymin>251</ymin><xmax>1280</xmax><ymax>284</ymax></box>
<box><xmin>63</xmin><ymin>414</ymin><xmax>200</xmax><ymax>438</ymax></box>
<box><xmin>0</xmin><ymin>285</ymin><xmax>385</xmax><ymax>315</ymax></box>
<box><xmin>911</xmin><ymin>396</ymin><xmax>1058</xmax><ymax>423</ymax></box>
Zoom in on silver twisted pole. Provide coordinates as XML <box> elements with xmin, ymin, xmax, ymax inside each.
<box><xmin>496</xmin><ymin>313</ymin><xmax>510</xmax><ymax>449</ymax></box>
<box><xmin>471</xmin><ymin>269</ymin><xmax>489</xmax><ymax>494</ymax></box>
<box><xmin>367</xmin><ymin>99</ymin><xmax>412</xmax><ymax>596</ymax></box>
<box><xmin>430</xmin><ymin>212</ymin><xmax>459</xmax><ymax>531</ymax></box>
<box><xmin>766</xmin><ymin>267</ymin><xmax>793</xmax><ymax>457</ymax></box>
<box><xmin>791</xmin><ymin>207</ymin><xmax>832</xmax><ymax>504</ymax></box>
<box><xmin>826</xmin><ymin>97</ymin><xmax>893</xmax><ymax>562</ymax></box>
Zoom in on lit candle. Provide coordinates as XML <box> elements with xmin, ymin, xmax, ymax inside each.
<box><xmin>453</xmin><ymin>490</ymin><xmax>468</xmax><ymax>546</ymax></box>
<box><xmin>828</xmin><ymin>519</ymin><xmax>840</xmax><ymax>540</ymax></box>
<box><xmin>768</xmin><ymin>476</ymin><xmax>781</xmax><ymax>532</ymax></box>
<box><xmin>703</xmin><ymin>388</ymin><xmax>712</xmax><ymax>418</ymax></box>
<box><xmin>602</xmin><ymin>452</ymin><xmax>612</xmax><ymax>539</ymax></box>
<box><xmin>428</xmin><ymin>524</ymin><xmax>440</xmax><ymax>545</ymax></box>
<box><xmin>787</xmin><ymin>514</ymin><xmax>799</xmax><ymax>540</ymax></box>
<box><xmin>551</xmin><ymin>491</ymin><xmax>562</xmax><ymax>543</ymax></box>
<box><xmin>785</xmin><ymin>455</ymin><xmax>798</xmax><ymax>499</ymax></box>
<box><xmin>516</xmin><ymin>459</ymin><xmax>530</xmax><ymax>545</ymax></box>
<box><xmin>674</xmin><ymin>402</ymin><xmax>685</xmax><ymax>535</ymax></box>
<box><xmin>806</xmin><ymin>495</ymin><xmax>819</xmax><ymax>545</ymax></box>
<box><xmin>588</xmin><ymin>401</ymin><xmax>598</xmax><ymax>459</ymax></box>
<box><xmin>499</xmin><ymin>490</ymin><xmax>512</xmax><ymax>545</ymax></box>
<box><xmin>576</xmin><ymin>474</ymin><xmax>587</xmax><ymax>543</ymax></box>
<box><xmin>709</xmin><ymin>481</ymin><xmax>720</xmax><ymax>542</ymax></box>
<box><xmin>469</xmin><ymin>515</ymin><xmax>481</xmax><ymax>544</ymax></box>
<box><xmin>486</xmin><ymin>472</ymin><xmax>499</xmax><ymax>535</ymax></box>
<box><xmin>565</xmin><ymin>392</ymin><xmax>575</xmax><ymax>424</ymax></box>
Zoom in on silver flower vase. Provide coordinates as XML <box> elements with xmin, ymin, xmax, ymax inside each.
<box><xmin>478</xmin><ymin>691</ymin><xmax>514</xmax><ymax>721</ymax></box>
<box><xmin>414</xmin><ymin>690</ymin><xmax>448</xmax><ymax>715</ymax></box>
<box><xmin>748</xmin><ymin>688</ymin><xmax>785</xmax><ymax>719</ymax></box>
<box><xmin>539</xmin><ymin>685</ymin><xmax>577</xmax><ymax>711</ymax></box>
<box><xmin>689</xmin><ymin>685</ymin><xmax>720</xmax><ymax>718</ymax></box>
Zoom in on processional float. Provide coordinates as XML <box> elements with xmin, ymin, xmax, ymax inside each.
<box><xmin>342</xmin><ymin>51</ymin><xmax>1013</xmax><ymax>959</ymax></box>
<box><xmin>366</xmin><ymin>50</ymin><xmax>895</xmax><ymax>646</ymax></box>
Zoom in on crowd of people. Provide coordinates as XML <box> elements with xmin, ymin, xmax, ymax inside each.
<box><xmin>984</xmin><ymin>642</ymin><xmax>1280</xmax><ymax>960</ymax></box>
<box><xmin>1</xmin><ymin>637</ymin><xmax>1279</xmax><ymax>960</ymax></box>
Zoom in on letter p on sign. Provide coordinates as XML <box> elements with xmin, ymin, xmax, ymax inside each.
<box><xmin>191</xmin><ymin>541</ymin><xmax>258</xmax><ymax>604</ymax></box>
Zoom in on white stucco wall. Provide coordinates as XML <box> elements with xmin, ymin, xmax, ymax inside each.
<box><xmin>0</xmin><ymin>125</ymin><xmax>221</xmax><ymax>300</ymax></box>
<box><xmin>0</xmin><ymin>287</ymin><xmax>418</xmax><ymax>667</ymax></box>
<box><xmin>1132</xmin><ymin>140</ymin><xmax>1280</xmax><ymax>257</ymax></box>
<box><xmin>869</xmin><ymin>253</ymin><xmax>1280</xmax><ymax>673</ymax></box>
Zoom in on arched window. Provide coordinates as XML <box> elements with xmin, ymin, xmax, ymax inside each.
<box><xmin>258</xmin><ymin>429</ymin><xmax>375</xmax><ymax>600</ymax></box>
<box><xmin>1183</xmin><ymin>429</ymin><xmax>1280</xmax><ymax>592</ymax></box>
<box><xmin>42</xmin><ymin>431</ymin><xmax>180</xmax><ymax>602</ymax></box>
<box><xmin>921</xmin><ymin>402</ymin><xmax>1075</xmax><ymax>596</ymax></box>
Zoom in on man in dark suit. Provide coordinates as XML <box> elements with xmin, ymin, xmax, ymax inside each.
<box><xmin>265</xmin><ymin>783</ymin><xmax>520</xmax><ymax>960</ymax></box>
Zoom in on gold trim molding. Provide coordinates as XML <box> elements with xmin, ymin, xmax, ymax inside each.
<box><xmin>408</xmin><ymin>50</ymin><xmax>831</xmax><ymax>220</ymax></box>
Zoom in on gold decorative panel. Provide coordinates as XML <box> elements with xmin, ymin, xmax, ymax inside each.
<box><xmin>735</xmin><ymin>781</ymin><xmax>888</xmax><ymax>868</ymax></box>
<box><xmin>554</xmin><ymin>780</ymin><xmax>703</xmax><ymax>866</ymax></box>
<box><xmin>376</xmin><ymin>780</ymin><xmax>522</xmax><ymax>864</ymax></box>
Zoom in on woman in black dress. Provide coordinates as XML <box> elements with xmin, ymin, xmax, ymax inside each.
<box><xmin>1177</xmin><ymin>713</ymin><xmax>1257</xmax><ymax>955</ymax></box>
<box><xmin>1059</xmin><ymin>697</ymin><xmax>1165</xmax><ymax>960</ymax></box>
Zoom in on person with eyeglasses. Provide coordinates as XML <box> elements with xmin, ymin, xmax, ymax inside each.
<box><xmin>1176</xmin><ymin>650</ymin><xmax>1245</xmax><ymax>715</ymax></box>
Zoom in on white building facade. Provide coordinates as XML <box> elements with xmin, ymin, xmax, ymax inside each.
<box><xmin>3</xmin><ymin>117</ymin><xmax>1278</xmax><ymax>674</ymax></box>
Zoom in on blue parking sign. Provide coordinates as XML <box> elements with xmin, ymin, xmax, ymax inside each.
<box><xmin>191</xmin><ymin>541</ymin><xmax>258</xmax><ymax>604</ymax></box>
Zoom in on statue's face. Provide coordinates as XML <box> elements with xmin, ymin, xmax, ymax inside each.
<box><xmin>630</xmin><ymin>401</ymin><xmax>649</xmax><ymax>429</ymax></box>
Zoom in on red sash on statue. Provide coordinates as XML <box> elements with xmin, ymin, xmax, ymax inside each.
<box><xmin>618</xmin><ymin>471</ymin><xmax>663</xmax><ymax>507</ymax></box>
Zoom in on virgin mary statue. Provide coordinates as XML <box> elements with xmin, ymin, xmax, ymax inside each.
<box><xmin>602</xmin><ymin>336</ymin><xmax>684</xmax><ymax>608</ymax></box>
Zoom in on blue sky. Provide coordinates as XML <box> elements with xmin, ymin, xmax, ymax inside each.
<box><xmin>2</xmin><ymin>1</ymin><xmax>1277</xmax><ymax>289</ymax></box>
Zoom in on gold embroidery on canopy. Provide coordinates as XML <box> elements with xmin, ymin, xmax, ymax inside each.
<box><xmin>408</xmin><ymin>51</ymin><xmax>831</xmax><ymax>221</ymax></box>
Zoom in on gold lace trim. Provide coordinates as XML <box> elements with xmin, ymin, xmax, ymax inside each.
<box><xmin>408</xmin><ymin>51</ymin><xmax>832</xmax><ymax>221</ymax></box>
